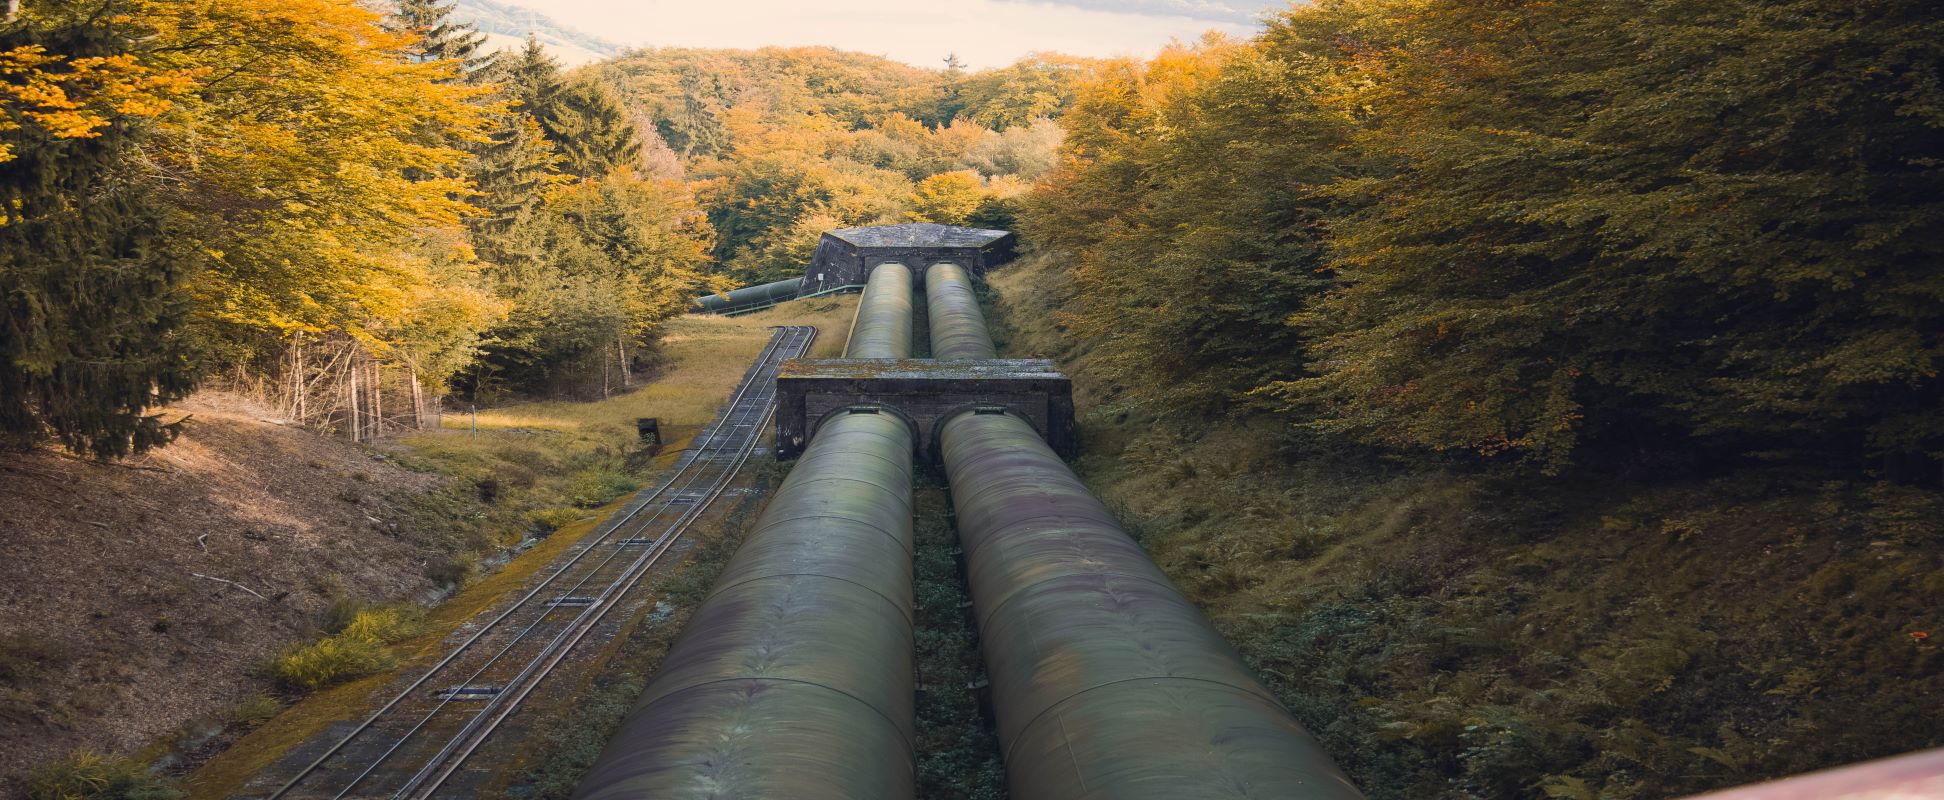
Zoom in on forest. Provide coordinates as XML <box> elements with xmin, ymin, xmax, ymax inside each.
<box><xmin>1000</xmin><ymin>0</ymin><xmax>1941</xmax><ymax>796</ymax></box>
<box><xmin>1028</xmin><ymin>0</ymin><xmax>1941</xmax><ymax>478</ymax></box>
<box><xmin>1</xmin><ymin>0</ymin><xmax>1090</xmax><ymax>457</ymax></box>
<box><xmin>3</xmin><ymin>0</ymin><xmax>1941</xmax><ymax>797</ymax></box>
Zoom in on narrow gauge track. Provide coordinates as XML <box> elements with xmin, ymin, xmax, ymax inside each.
<box><xmin>264</xmin><ymin>325</ymin><xmax>817</xmax><ymax>800</ymax></box>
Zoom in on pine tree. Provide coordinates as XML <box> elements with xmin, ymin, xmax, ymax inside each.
<box><xmin>466</xmin><ymin>111</ymin><xmax>566</xmax><ymax>260</ymax></box>
<box><xmin>386</xmin><ymin>0</ymin><xmax>492</xmax><ymax>73</ymax></box>
<box><xmin>667</xmin><ymin>66</ymin><xmax>726</xmax><ymax>159</ymax></box>
<box><xmin>543</xmin><ymin>77</ymin><xmax>643</xmax><ymax>178</ymax></box>
<box><xmin>1</xmin><ymin>13</ymin><xmax>199</xmax><ymax>458</ymax></box>
<box><xmin>501</xmin><ymin>35</ymin><xmax>565</xmax><ymax>121</ymax></box>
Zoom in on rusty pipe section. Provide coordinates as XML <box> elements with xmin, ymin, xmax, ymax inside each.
<box><xmin>843</xmin><ymin>262</ymin><xmax>913</xmax><ymax>358</ymax></box>
<box><xmin>573</xmin><ymin>410</ymin><xmax>916</xmax><ymax>800</ymax></box>
<box><xmin>939</xmin><ymin>410</ymin><xmax>1363</xmax><ymax>800</ymax></box>
<box><xmin>923</xmin><ymin>262</ymin><xmax>997</xmax><ymax>360</ymax></box>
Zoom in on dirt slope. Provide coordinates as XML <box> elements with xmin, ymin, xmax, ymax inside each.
<box><xmin>0</xmin><ymin>394</ymin><xmax>447</xmax><ymax>786</ymax></box>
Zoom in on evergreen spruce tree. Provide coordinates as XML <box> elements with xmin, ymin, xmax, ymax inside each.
<box><xmin>544</xmin><ymin>77</ymin><xmax>643</xmax><ymax>178</ymax></box>
<box><xmin>0</xmin><ymin>17</ymin><xmax>199</xmax><ymax>458</ymax></box>
<box><xmin>386</xmin><ymin>0</ymin><xmax>493</xmax><ymax>73</ymax></box>
<box><xmin>502</xmin><ymin>35</ymin><xmax>566</xmax><ymax>121</ymax></box>
<box><xmin>667</xmin><ymin>66</ymin><xmax>726</xmax><ymax>159</ymax></box>
<box><xmin>466</xmin><ymin>112</ymin><xmax>565</xmax><ymax>262</ymax></box>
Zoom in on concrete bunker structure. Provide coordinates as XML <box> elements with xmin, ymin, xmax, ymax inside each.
<box><xmin>799</xmin><ymin>223</ymin><xmax>1018</xmax><ymax>295</ymax></box>
<box><xmin>775</xmin><ymin>358</ymin><xmax>1077</xmax><ymax>462</ymax></box>
<box><xmin>777</xmin><ymin>260</ymin><xmax>1075</xmax><ymax>462</ymax></box>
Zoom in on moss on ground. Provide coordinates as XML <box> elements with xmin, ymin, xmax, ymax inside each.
<box><xmin>912</xmin><ymin>468</ymin><xmax>1006</xmax><ymax>799</ymax></box>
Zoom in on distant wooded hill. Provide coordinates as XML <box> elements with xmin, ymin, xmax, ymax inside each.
<box><xmin>451</xmin><ymin>0</ymin><xmax>624</xmax><ymax>65</ymax></box>
<box><xmin>585</xmin><ymin>46</ymin><xmax>1101</xmax><ymax>283</ymax></box>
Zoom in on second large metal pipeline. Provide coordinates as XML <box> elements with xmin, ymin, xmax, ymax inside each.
<box><xmin>939</xmin><ymin>409</ymin><xmax>1363</xmax><ymax>800</ymax></box>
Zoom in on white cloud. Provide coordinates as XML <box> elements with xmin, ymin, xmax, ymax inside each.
<box><xmin>487</xmin><ymin>0</ymin><xmax>1265</xmax><ymax>68</ymax></box>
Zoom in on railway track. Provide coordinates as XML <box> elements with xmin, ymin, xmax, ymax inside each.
<box><xmin>259</xmin><ymin>325</ymin><xmax>817</xmax><ymax>800</ymax></box>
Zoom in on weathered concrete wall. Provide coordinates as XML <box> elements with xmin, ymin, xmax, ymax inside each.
<box><xmin>799</xmin><ymin>224</ymin><xmax>1020</xmax><ymax>295</ymax></box>
<box><xmin>775</xmin><ymin>359</ymin><xmax>1076</xmax><ymax>462</ymax></box>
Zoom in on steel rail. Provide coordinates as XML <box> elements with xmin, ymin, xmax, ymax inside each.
<box><xmin>335</xmin><ymin>329</ymin><xmax>804</xmax><ymax>797</ymax></box>
<box><xmin>346</xmin><ymin>327</ymin><xmax>807</xmax><ymax>799</ymax></box>
<box><xmin>396</xmin><ymin>392</ymin><xmax>786</xmax><ymax>799</ymax></box>
<box><xmin>264</xmin><ymin>325</ymin><xmax>814</xmax><ymax>800</ymax></box>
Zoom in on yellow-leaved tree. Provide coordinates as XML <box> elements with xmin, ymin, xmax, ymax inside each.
<box><xmin>4</xmin><ymin>0</ymin><xmax>509</xmax><ymax>453</ymax></box>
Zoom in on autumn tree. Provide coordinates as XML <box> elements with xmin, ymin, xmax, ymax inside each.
<box><xmin>4</xmin><ymin>0</ymin><xmax>502</xmax><ymax>454</ymax></box>
<box><xmin>1279</xmin><ymin>0</ymin><xmax>1944</xmax><ymax>472</ymax></box>
<box><xmin>908</xmin><ymin>170</ymin><xmax>987</xmax><ymax>226</ymax></box>
<box><xmin>1029</xmin><ymin>0</ymin><xmax>1943</xmax><ymax>476</ymax></box>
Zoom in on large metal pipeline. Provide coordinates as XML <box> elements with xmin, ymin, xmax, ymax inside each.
<box><xmin>572</xmin><ymin>411</ymin><xmax>915</xmax><ymax>800</ymax></box>
<box><xmin>923</xmin><ymin>262</ymin><xmax>997</xmax><ymax>360</ymax></box>
<box><xmin>939</xmin><ymin>411</ymin><xmax>1362</xmax><ymax>799</ymax></box>
<box><xmin>693</xmin><ymin>276</ymin><xmax>803</xmax><ymax>314</ymax></box>
<box><xmin>575</xmin><ymin>259</ymin><xmax>921</xmax><ymax>800</ymax></box>
<box><xmin>844</xmin><ymin>262</ymin><xmax>913</xmax><ymax>358</ymax></box>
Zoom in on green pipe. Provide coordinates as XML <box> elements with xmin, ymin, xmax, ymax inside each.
<box><xmin>844</xmin><ymin>263</ymin><xmax>913</xmax><ymax>359</ymax></box>
<box><xmin>572</xmin><ymin>410</ymin><xmax>916</xmax><ymax>800</ymax></box>
<box><xmin>693</xmin><ymin>277</ymin><xmax>803</xmax><ymax>314</ymax></box>
<box><xmin>923</xmin><ymin>262</ymin><xmax>997</xmax><ymax>360</ymax></box>
<box><xmin>939</xmin><ymin>410</ymin><xmax>1363</xmax><ymax>800</ymax></box>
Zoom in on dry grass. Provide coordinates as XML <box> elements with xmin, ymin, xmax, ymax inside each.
<box><xmin>178</xmin><ymin>499</ymin><xmax>627</xmax><ymax>800</ymax></box>
<box><xmin>178</xmin><ymin>296</ymin><xmax>857</xmax><ymax>799</ymax></box>
<box><xmin>427</xmin><ymin>297</ymin><xmax>858</xmax><ymax>449</ymax></box>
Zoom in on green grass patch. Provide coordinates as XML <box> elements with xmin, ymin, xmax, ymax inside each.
<box><xmin>912</xmin><ymin>470</ymin><xmax>1006</xmax><ymax>800</ymax></box>
<box><xmin>268</xmin><ymin>607</ymin><xmax>421</xmax><ymax>693</ymax></box>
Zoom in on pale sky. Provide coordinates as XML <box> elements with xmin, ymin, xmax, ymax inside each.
<box><xmin>496</xmin><ymin>0</ymin><xmax>1289</xmax><ymax>68</ymax></box>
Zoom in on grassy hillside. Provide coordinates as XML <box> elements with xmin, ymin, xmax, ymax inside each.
<box><xmin>987</xmin><ymin>254</ymin><xmax>1943</xmax><ymax>799</ymax></box>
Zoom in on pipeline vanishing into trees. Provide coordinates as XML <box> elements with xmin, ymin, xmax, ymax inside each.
<box><xmin>924</xmin><ymin>262</ymin><xmax>997</xmax><ymax>360</ymax></box>
<box><xmin>574</xmin><ymin>258</ymin><xmax>921</xmax><ymax>800</ymax></box>
<box><xmin>844</xmin><ymin>262</ymin><xmax>913</xmax><ymax>358</ymax></box>
<box><xmin>932</xmin><ymin>267</ymin><xmax>1361</xmax><ymax>798</ymax></box>
<box><xmin>692</xmin><ymin>276</ymin><xmax>804</xmax><ymax>315</ymax></box>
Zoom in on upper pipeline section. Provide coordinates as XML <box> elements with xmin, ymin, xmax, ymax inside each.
<box><xmin>844</xmin><ymin>263</ymin><xmax>914</xmax><ymax>359</ymax></box>
<box><xmin>691</xmin><ymin>276</ymin><xmax>804</xmax><ymax>315</ymax></box>
<box><xmin>924</xmin><ymin>262</ymin><xmax>998</xmax><ymax>360</ymax></box>
<box><xmin>803</xmin><ymin>222</ymin><xmax>1016</xmax><ymax>296</ymax></box>
<box><xmin>778</xmin><ymin>258</ymin><xmax>1075</xmax><ymax>461</ymax></box>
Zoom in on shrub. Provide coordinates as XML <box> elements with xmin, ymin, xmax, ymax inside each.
<box><xmin>563</xmin><ymin>466</ymin><xmax>636</xmax><ymax>508</ymax></box>
<box><xmin>270</xmin><ymin>636</ymin><xmax>395</xmax><ymax>693</ymax></box>
<box><xmin>270</xmin><ymin>607</ymin><xmax>418</xmax><ymax>692</ymax></box>
<box><xmin>25</xmin><ymin>751</ymin><xmax>179</xmax><ymax>800</ymax></box>
<box><xmin>223</xmin><ymin>693</ymin><xmax>284</xmax><ymax>728</ymax></box>
<box><xmin>526</xmin><ymin>507</ymin><xmax>585</xmax><ymax>533</ymax></box>
<box><xmin>335</xmin><ymin>607</ymin><xmax>421</xmax><ymax>645</ymax></box>
<box><xmin>319</xmin><ymin>596</ymin><xmax>364</xmax><ymax>635</ymax></box>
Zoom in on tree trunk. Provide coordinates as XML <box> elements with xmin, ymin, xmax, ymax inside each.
<box><xmin>347</xmin><ymin>358</ymin><xmax>360</xmax><ymax>442</ymax></box>
<box><xmin>370</xmin><ymin>361</ymin><xmax>382</xmax><ymax>438</ymax></box>
<box><xmin>410</xmin><ymin>369</ymin><xmax>424</xmax><ymax>430</ymax></box>
<box><xmin>618</xmin><ymin>335</ymin><xmax>632</xmax><ymax>388</ymax></box>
